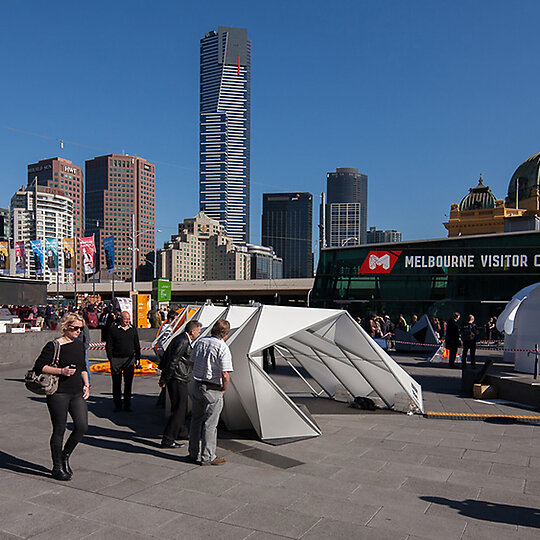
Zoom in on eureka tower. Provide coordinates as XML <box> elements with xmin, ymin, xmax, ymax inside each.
<box><xmin>199</xmin><ymin>26</ymin><xmax>251</xmax><ymax>244</ymax></box>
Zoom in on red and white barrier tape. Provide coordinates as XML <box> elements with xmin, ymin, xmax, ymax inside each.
<box><xmin>89</xmin><ymin>342</ymin><xmax>154</xmax><ymax>352</ymax></box>
<box><xmin>382</xmin><ymin>338</ymin><xmax>537</xmax><ymax>354</ymax></box>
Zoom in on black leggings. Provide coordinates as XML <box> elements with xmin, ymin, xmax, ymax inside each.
<box><xmin>46</xmin><ymin>392</ymin><xmax>88</xmax><ymax>457</ymax></box>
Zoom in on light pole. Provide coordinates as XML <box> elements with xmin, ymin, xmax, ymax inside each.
<box><xmin>342</xmin><ymin>237</ymin><xmax>358</xmax><ymax>246</ymax></box>
<box><xmin>128</xmin><ymin>213</ymin><xmax>161</xmax><ymax>292</ymax></box>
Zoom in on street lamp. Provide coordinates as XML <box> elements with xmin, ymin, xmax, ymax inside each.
<box><xmin>128</xmin><ymin>213</ymin><xmax>161</xmax><ymax>292</ymax></box>
<box><xmin>342</xmin><ymin>237</ymin><xmax>358</xmax><ymax>246</ymax></box>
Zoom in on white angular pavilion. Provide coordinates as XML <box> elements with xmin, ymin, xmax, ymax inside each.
<box><xmin>160</xmin><ymin>305</ymin><xmax>424</xmax><ymax>444</ymax></box>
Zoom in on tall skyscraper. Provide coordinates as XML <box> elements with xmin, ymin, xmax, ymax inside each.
<box><xmin>262</xmin><ymin>193</ymin><xmax>313</xmax><ymax>278</ymax></box>
<box><xmin>199</xmin><ymin>26</ymin><xmax>251</xmax><ymax>244</ymax></box>
<box><xmin>325</xmin><ymin>167</ymin><xmax>368</xmax><ymax>246</ymax></box>
<box><xmin>27</xmin><ymin>157</ymin><xmax>83</xmax><ymax>280</ymax></box>
<box><xmin>85</xmin><ymin>154</ymin><xmax>155</xmax><ymax>282</ymax></box>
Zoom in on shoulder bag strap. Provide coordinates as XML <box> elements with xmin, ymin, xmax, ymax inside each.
<box><xmin>51</xmin><ymin>340</ymin><xmax>61</xmax><ymax>368</ymax></box>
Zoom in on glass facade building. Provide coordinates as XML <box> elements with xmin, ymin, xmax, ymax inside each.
<box><xmin>312</xmin><ymin>230</ymin><xmax>540</xmax><ymax>324</ymax></box>
<box><xmin>199</xmin><ymin>27</ymin><xmax>251</xmax><ymax>244</ymax></box>
<box><xmin>262</xmin><ymin>193</ymin><xmax>313</xmax><ymax>278</ymax></box>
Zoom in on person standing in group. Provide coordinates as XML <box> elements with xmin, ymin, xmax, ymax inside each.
<box><xmin>33</xmin><ymin>313</ymin><xmax>89</xmax><ymax>481</ymax></box>
<box><xmin>105</xmin><ymin>311</ymin><xmax>141</xmax><ymax>412</ymax></box>
<box><xmin>158</xmin><ymin>320</ymin><xmax>202</xmax><ymax>448</ymax></box>
<box><xmin>445</xmin><ymin>312</ymin><xmax>461</xmax><ymax>368</ymax></box>
<box><xmin>461</xmin><ymin>314</ymin><xmax>479</xmax><ymax>370</ymax></box>
<box><xmin>188</xmin><ymin>319</ymin><xmax>233</xmax><ymax>466</ymax></box>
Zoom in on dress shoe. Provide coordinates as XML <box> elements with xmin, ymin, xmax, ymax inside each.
<box><xmin>201</xmin><ymin>457</ymin><xmax>226</xmax><ymax>466</ymax></box>
<box><xmin>186</xmin><ymin>455</ymin><xmax>199</xmax><ymax>464</ymax></box>
<box><xmin>160</xmin><ymin>441</ymin><xmax>185</xmax><ymax>449</ymax></box>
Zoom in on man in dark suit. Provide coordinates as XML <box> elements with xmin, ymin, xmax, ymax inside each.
<box><xmin>445</xmin><ymin>312</ymin><xmax>461</xmax><ymax>368</ymax></box>
<box><xmin>158</xmin><ymin>320</ymin><xmax>202</xmax><ymax>448</ymax></box>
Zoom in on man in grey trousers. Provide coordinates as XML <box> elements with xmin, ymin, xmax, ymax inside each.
<box><xmin>187</xmin><ymin>319</ymin><xmax>233</xmax><ymax>466</ymax></box>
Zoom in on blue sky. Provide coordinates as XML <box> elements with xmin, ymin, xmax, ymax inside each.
<box><xmin>2</xmin><ymin>0</ymin><xmax>540</xmax><ymax>253</ymax></box>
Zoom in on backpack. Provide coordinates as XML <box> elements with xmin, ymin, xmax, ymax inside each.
<box><xmin>86</xmin><ymin>311</ymin><xmax>98</xmax><ymax>329</ymax></box>
<box><xmin>461</xmin><ymin>323</ymin><xmax>476</xmax><ymax>342</ymax></box>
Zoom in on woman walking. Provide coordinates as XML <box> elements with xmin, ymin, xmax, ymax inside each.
<box><xmin>33</xmin><ymin>313</ymin><xmax>89</xmax><ymax>480</ymax></box>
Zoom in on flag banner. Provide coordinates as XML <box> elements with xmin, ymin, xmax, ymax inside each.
<box><xmin>62</xmin><ymin>238</ymin><xmax>75</xmax><ymax>273</ymax></box>
<box><xmin>31</xmin><ymin>239</ymin><xmax>44</xmax><ymax>275</ymax></box>
<box><xmin>15</xmin><ymin>241</ymin><xmax>26</xmax><ymax>274</ymax></box>
<box><xmin>45</xmin><ymin>238</ymin><xmax>58</xmax><ymax>273</ymax></box>
<box><xmin>103</xmin><ymin>236</ymin><xmax>115</xmax><ymax>274</ymax></box>
<box><xmin>79</xmin><ymin>236</ymin><xmax>96</xmax><ymax>275</ymax></box>
<box><xmin>0</xmin><ymin>241</ymin><xmax>9</xmax><ymax>275</ymax></box>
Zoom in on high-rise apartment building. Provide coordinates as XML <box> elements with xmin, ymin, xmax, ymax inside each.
<box><xmin>366</xmin><ymin>226</ymin><xmax>402</xmax><ymax>244</ymax></box>
<box><xmin>246</xmin><ymin>243</ymin><xmax>283</xmax><ymax>280</ymax></box>
<box><xmin>85</xmin><ymin>154</ymin><xmax>155</xmax><ymax>282</ymax></box>
<box><xmin>262</xmin><ymin>193</ymin><xmax>313</xmax><ymax>278</ymax></box>
<box><xmin>199</xmin><ymin>26</ymin><xmax>251</xmax><ymax>243</ymax></box>
<box><xmin>325</xmin><ymin>167</ymin><xmax>368</xmax><ymax>246</ymax></box>
<box><xmin>10</xmin><ymin>184</ymin><xmax>74</xmax><ymax>282</ymax></box>
<box><xmin>0</xmin><ymin>208</ymin><xmax>9</xmax><ymax>242</ymax></box>
<box><xmin>27</xmin><ymin>157</ymin><xmax>83</xmax><ymax>280</ymax></box>
<box><xmin>158</xmin><ymin>212</ymin><xmax>250</xmax><ymax>281</ymax></box>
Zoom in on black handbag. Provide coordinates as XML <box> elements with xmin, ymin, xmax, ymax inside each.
<box><xmin>24</xmin><ymin>340</ymin><xmax>61</xmax><ymax>395</ymax></box>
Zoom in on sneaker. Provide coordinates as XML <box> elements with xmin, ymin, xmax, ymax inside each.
<box><xmin>201</xmin><ymin>457</ymin><xmax>226</xmax><ymax>466</ymax></box>
<box><xmin>160</xmin><ymin>441</ymin><xmax>185</xmax><ymax>449</ymax></box>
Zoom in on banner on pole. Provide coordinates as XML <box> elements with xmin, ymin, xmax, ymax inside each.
<box><xmin>62</xmin><ymin>238</ymin><xmax>75</xmax><ymax>273</ymax></box>
<box><xmin>31</xmin><ymin>240</ymin><xmax>44</xmax><ymax>275</ymax></box>
<box><xmin>103</xmin><ymin>236</ymin><xmax>115</xmax><ymax>274</ymax></box>
<box><xmin>15</xmin><ymin>241</ymin><xmax>26</xmax><ymax>274</ymax></box>
<box><xmin>0</xmin><ymin>241</ymin><xmax>9</xmax><ymax>275</ymax></box>
<box><xmin>79</xmin><ymin>236</ymin><xmax>96</xmax><ymax>275</ymax></box>
<box><xmin>45</xmin><ymin>238</ymin><xmax>58</xmax><ymax>273</ymax></box>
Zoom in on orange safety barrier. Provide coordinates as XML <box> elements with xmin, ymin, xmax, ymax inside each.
<box><xmin>90</xmin><ymin>358</ymin><xmax>158</xmax><ymax>376</ymax></box>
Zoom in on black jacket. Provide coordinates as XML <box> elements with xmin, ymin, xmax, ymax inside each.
<box><xmin>445</xmin><ymin>318</ymin><xmax>460</xmax><ymax>348</ymax></box>
<box><xmin>106</xmin><ymin>323</ymin><xmax>141</xmax><ymax>361</ymax></box>
<box><xmin>159</xmin><ymin>332</ymin><xmax>192</xmax><ymax>383</ymax></box>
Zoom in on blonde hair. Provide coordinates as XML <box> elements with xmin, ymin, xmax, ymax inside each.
<box><xmin>60</xmin><ymin>312</ymin><xmax>85</xmax><ymax>333</ymax></box>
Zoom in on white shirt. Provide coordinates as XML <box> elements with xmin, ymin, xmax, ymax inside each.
<box><xmin>191</xmin><ymin>336</ymin><xmax>233</xmax><ymax>385</ymax></box>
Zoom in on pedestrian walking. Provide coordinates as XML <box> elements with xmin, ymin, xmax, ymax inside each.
<box><xmin>33</xmin><ymin>313</ymin><xmax>89</xmax><ymax>480</ymax></box>
<box><xmin>461</xmin><ymin>314</ymin><xmax>479</xmax><ymax>370</ymax></box>
<box><xmin>445</xmin><ymin>312</ymin><xmax>461</xmax><ymax>368</ymax></box>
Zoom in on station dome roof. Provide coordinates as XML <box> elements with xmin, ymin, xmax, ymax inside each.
<box><xmin>459</xmin><ymin>175</ymin><xmax>497</xmax><ymax>211</ymax></box>
<box><xmin>507</xmin><ymin>151</ymin><xmax>540</xmax><ymax>205</ymax></box>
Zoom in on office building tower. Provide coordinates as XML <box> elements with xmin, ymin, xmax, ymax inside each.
<box><xmin>262</xmin><ymin>193</ymin><xmax>313</xmax><ymax>278</ymax></box>
<box><xmin>366</xmin><ymin>227</ymin><xmax>402</xmax><ymax>244</ymax></box>
<box><xmin>199</xmin><ymin>26</ymin><xmax>251</xmax><ymax>243</ymax></box>
<box><xmin>325</xmin><ymin>167</ymin><xmax>368</xmax><ymax>246</ymax></box>
<box><xmin>245</xmin><ymin>243</ymin><xmax>283</xmax><ymax>280</ymax></box>
<box><xmin>158</xmin><ymin>212</ymin><xmax>250</xmax><ymax>281</ymax></box>
<box><xmin>0</xmin><ymin>208</ymin><xmax>9</xmax><ymax>242</ymax></box>
<box><xmin>10</xmin><ymin>184</ymin><xmax>74</xmax><ymax>282</ymax></box>
<box><xmin>27</xmin><ymin>157</ymin><xmax>83</xmax><ymax>280</ymax></box>
<box><xmin>85</xmin><ymin>154</ymin><xmax>155</xmax><ymax>282</ymax></box>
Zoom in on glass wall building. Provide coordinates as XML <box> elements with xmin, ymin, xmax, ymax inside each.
<box><xmin>312</xmin><ymin>230</ymin><xmax>540</xmax><ymax>324</ymax></box>
<box><xmin>199</xmin><ymin>27</ymin><xmax>251</xmax><ymax>244</ymax></box>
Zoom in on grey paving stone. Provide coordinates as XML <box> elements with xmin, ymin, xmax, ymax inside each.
<box><xmin>28</xmin><ymin>485</ymin><xmax>109</xmax><ymax>516</ymax></box>
<box><xmin>0</xmin><ymin>499</ymin><xmax>74</xmax><ymax>537</ymax></box>
<box><xmin>438</xmin><ymin>438</ymin><xmax>501</xmax><ymax>452</ymax></box>
<box><xmin>490</xmin><ymin>462</ymin><xmax>540</xmax><ymax>481</ymax></box>
<box><xmin>221</xmin><ymin>482</ymin><xmax>306</xmax><ymax>507</ymax></box>
<box><xmin>332</xmin><ymin>467</ymin><xmax>407</xmax><ymax>489</ymax></box>
<box><xmin>463</xmin><ymin>449</ymin><xmax>529</xmax><ymax>467</ymax></box>
<box><xmin>112</xmin><ymin>460</ymin><xmax>182</xmax><ymax>484</ymax></box>
<box><xmin>84</xmin><ymin>526</ymin><xmax>154</xmax><ymax>539</ymax></box>
<box><xmin>524</xmin><ymin>478</ymin><xmax>540</xmax><ymax>496</ymax></box>
<box><xmin>301</xmin><ymin>518</ymin><xmax>405</xmax><ymax>540</ymax></box>
<box><xmin>158</xmin><ymin>469</ymin><xmax>240</xmax><ymax>496</ymax></box>
<box><xmin>286</xmin><ymin>461</ymin><xmax>342</xmax><ymax>479</ymax></box>
<box><xmin>461</xmin><ymin>521</ymin><xmax>520</xmax><ymax>540</ymax></box>
<box><xmin>223</xmin><ymin>502</ymin><xmax>320</xmax><ymax>538</ymax></box>
<box><xmin>218</xmin><ymin>463</ymin><xmax>294</xmax><ymax>487</ymax></box>
<box><xmin>288</xmin><ymin>492</ymin><xmax>380</xmax><ymax>525</ymax></box>
<box><xmin>349</xmin><ymin>484</ymin><xmax>431</xmax><ymax>512</ymax></box>
<box><xmin>399</xmin><ymin>477</ymin><xmax>481</xmax><ymax>501</ymax></box>
<box><xmin>421</xmin><ymin>454</ymin><xmax>492</xmax><ymax>474</ymax></box>
<box><xmin>245</xmin><ymin>532</ymin><xmax>291</xmax><ymax>540</ymax></box>
<box><xmin>63</xmin><ymin>468</ymin><xmax>127</xmax><ymax>493</ymax></box>
<box><xmin>157</xmin><ymin>512</ymin><xmax>253</xmax><ymax>539</ymax></box>
<box><xmin>0</xmin><ymin>471</ymin><xmax>53</xmax><ymax>499</ymax></box>
<box><xmin>404</xmin><ymin>442</ymin><xmax>466</xmax><ymax>459</ymax></box>
<box><xmin>321</xmin><ymin>454</ymin><xmax>386</xmax><ymax>472</ymax></box>
<box><xmin>84</xmin><ymin>498</ymin><xmax>179</xmax><ymax>534</ymax></box>
<box><xmin>448</xmin><ymin>470</ymin><xmax>525</xmax><ymax>493</ymax></box>
<box><xmin>360</xmin><ymin>448</ymin><xmax>427</xmax><ymax>465</ymax></box>
<box><xmin>280</xmin><ymin>471</ymin><xmax>361</xmax><ymax>497</ymax></box>
<box><xmin>95</xmin><ymin>477</ymin><xmax>152</xmax><ymax>499</ymax></box>
<box><xmin>479</xmin><ymin>486</ymin><xmax>540</xmax><ymax>509</ymax></box>
<box><xmin>380</xmin><ymin>461</ymin><xmax>452</xmax><ymax>482</ymax></box>
<box><xmin>386</xmin><ymin>430</ymin><xmax>443</xmax><ymax>446</ymax></box>
<box><xmin>366</xmin><ymin>502</ymin><xmax>467</xmax><ymax>539</ymax></box>
<box><xmin>28</xmin><ymin>517</ymin><xmax>104</xmax><ymax>539</ymax></box>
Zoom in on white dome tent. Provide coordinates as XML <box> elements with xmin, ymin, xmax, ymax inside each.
<box><xmin>159</xmin><ymin>305</ymin><xmax>424</xmax><ymax>444</ymax></box>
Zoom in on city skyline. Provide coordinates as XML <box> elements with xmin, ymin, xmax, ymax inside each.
<box><xmin>2</xmin><ymin>1</ymin><xmax>540</xmax><ymax>253</ymax></box>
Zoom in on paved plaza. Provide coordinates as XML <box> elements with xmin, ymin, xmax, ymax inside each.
<box><xmin>0</xmin><ymin>346</ymin><xmax>539</xmax><ymax>539</ymax></box>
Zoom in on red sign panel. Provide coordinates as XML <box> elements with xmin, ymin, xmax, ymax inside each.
<box><xmin>358</xmin><ymin>251</ymin><xmax>402</xmax><ymax>274</ymax></box>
